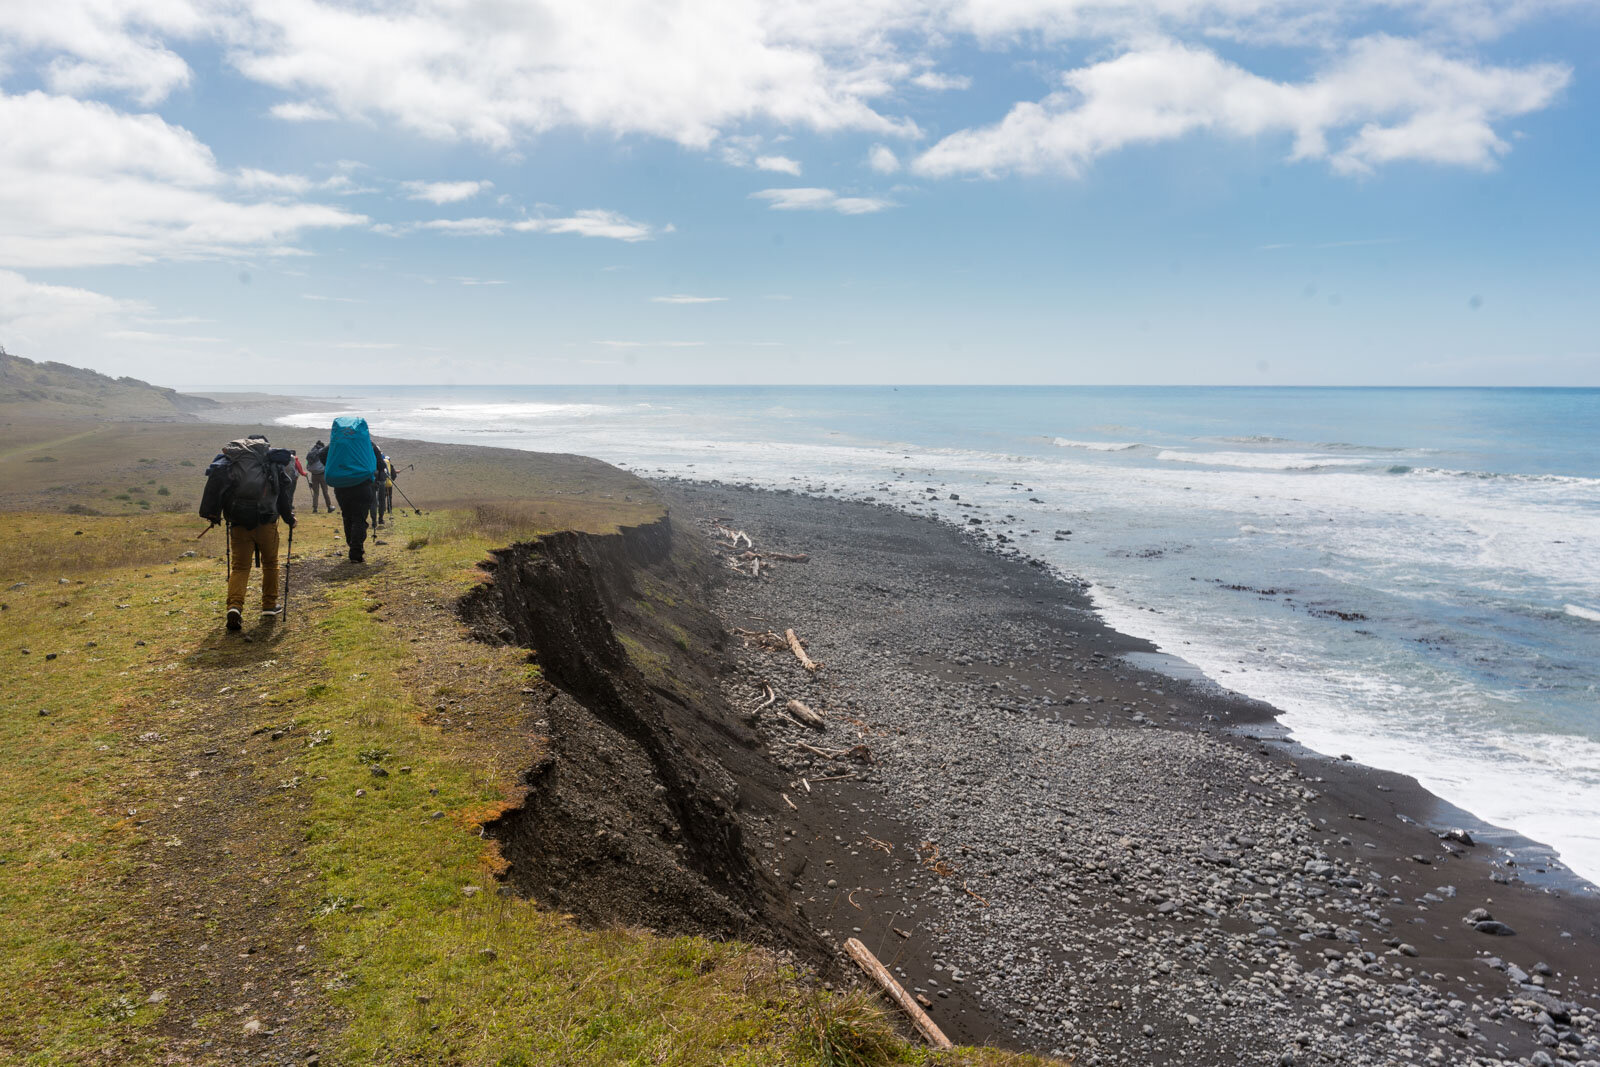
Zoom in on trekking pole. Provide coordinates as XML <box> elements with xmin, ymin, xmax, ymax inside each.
<box><xmin>283</xmin><ymin>524</ymin><xmax>293</xmax><ymax>623</ymax></box>
<box><xmin>393</xmin><ymin>483</ymin><xmax>424</xmax><ymax>515</ymax></box>
<box><xmin>197</xmin><ymin>521</ymin><xmax>219</xmax><ymax>540</ymax></box>
<box><xmin>224</xmin><ymin>520</ymin><xmax>231</xmax><ymax>572</ymax></box>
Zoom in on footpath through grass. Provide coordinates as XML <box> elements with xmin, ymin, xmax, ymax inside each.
<box><xmin>1</xmin><ymin>502</ymin><xmax>1049</xmax><ymax>1066</ymax></box>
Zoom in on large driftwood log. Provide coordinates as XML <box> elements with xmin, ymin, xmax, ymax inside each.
<box><xmin>740</xmin><ymin>549</ymin><xmax>810</xmax><ymax>564</ymax></box>
<box><xmin>843</xmin><ymin>938</ymin><xmax>953</xmax><ymax>1049</ymax></box>
<box><xmin>785</xmin><ymin>628</ymin><xmax>821</xmax><ymax>672</ymax></box>
<box><xmin>785</xmin><ymin>699</ymin><xmax>825</xmax><ymax>729</ymax></box>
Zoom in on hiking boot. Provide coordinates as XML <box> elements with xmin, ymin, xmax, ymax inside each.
<box><xmin>261</xmin><ymin>606</ymin><xmax>283</xmax><ymax>621</ymax></box>
<box><xmin>349</xmin><ymin>550</ymin><xmax>365</xmax><ymax>563</ymax></box>
<box><xmin>226</xmin><ymin>608</ymin><xmax>242</xmax><ymax>632</ymax></box>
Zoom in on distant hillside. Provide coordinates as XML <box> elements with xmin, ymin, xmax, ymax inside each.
<box><xmin>0</xmin><ymin>350</ymin><xmax>217</xmax><ymax>420</ymax></box>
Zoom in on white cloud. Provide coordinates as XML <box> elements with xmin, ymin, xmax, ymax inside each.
<box><xmin>720</xmin><ymin>136</ymin><xmax>804</xmax><ymax>175</ymax></box>
<box><xmin>105</xmin><ymin>328</ymin><xmax>227</xmax><ymax>343</ymax></box>
<box><xmin>512</xmin><ymin>210</ymin><xmax>667</xmax><ymax>241</ymax></box>
<box><xmin>401</xmin><ymin>209</ymin><xmax>667</xmax><ymax>241</ymax></box>
<box><xmin>751</xmin><ymin>187</ymin><xmax>894</xmax><ymax>214</ymax></box>
<box><xmin>301</xmin><ymin>292</ymin><xmax>362</xmax><ymax>302</ymax></box>
<box><xmin>236</xmin><ymin>168</ymin><xmax>314</xmax><ymax>194</ymax></box>
<box><xmin>269</xmin><ymin>101</ymin><xmax>337</xmax><ymax>122</ymax></box>
<box><xmin>1</xmin><ymin>2</ymin><xmax>1574</xmax><ymax>180</ymax></box>
<box><xmin>418</xmin><ymin>217</ymin><xmax>507</xmax><ymax>236</ymax></box>
<box><xmin>0</xmin><ymin>269</ymin><xmax>147</xmax><ymax>343</ymax></box>
<box><xmin>755</xmin><ymin>155</ymin><xmax>803</xmax><ymax>175</ymax></box>
<box><xmin>0</xmin><ymin>90</ymin><xmax>366</xmax><ymax>269</ymax></box>
<box><xmin>0</xmin><ymin>0</ymin><xmax>204</xmax><ymax>106</ymax></box>
<box><xmin>226</xmin><ymin>1</ymin><xmax>919</xmax><ymax>149</ymax></box>
<box><xmin>911</xmin><ymin>71</ymin><xmax>971</xmax><ymax>91</ymax></box>
<box><xmin>332</xmin><ymin>341</ymin><xmax>401</xmax><ymax>350</ymax></box>
<box><xmin>914</xmin><ymin>36</ymin><xmax>1570</xmax><ymax>179</ymax></box>
<box><xmin>594</xmin><ymin>340</ymin><xmax>705</xmax><ymax>348</ymax></box>
<box><xmin>651</xmin><ymin>294</ymin><xmax>728</xmax><ymax>304</ymax></box>
<box><xmin>403</xmin><ymin>179</ymin><xmax>492</xmax><ymax>204</ymax></box>
<box><xmin>454</xmin><ymin>276</ymin><xmax>508</xmax><ymax>286</ymax></box>
<box><xmin>867</xmin><ymin>144</ymin><xmax>901</xmax><ymax>173</ymax></box>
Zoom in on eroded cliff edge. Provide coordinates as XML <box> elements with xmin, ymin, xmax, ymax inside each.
<box><xmin>460</xmin><ymin>513</ymin><xmax>828</xmax><ymax>964</ymax></box>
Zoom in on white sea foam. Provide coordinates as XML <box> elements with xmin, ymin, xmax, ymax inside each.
<box><xmin>410</xmin><ymin>402</ymin><xmax>619</xmax><ymax>419</ymax></box>
<box><xmin>1088</xmin><ymin>583</ymin><xmax>1600</xmax><ymax>886</ymax></box>
<box><xmin>1405</xmin><ymin>467</ymin><xmax>1598</xmax><ymax>486</ymax></box>
<box><xmin>277</xmin><ymin>409</ymin><xmax>356</xmax><ymax>425</ymax></box>
<box><xmin>1567</xmin><ymin>604</ymin><xmax>1600</xmax><ymax>623</ymax></box>
<box><xmin>1051</xmin><ymin>438</ymin><xmax>1140</xmax><ymax>451</ymax></box>
<box><xmin>1156</xmin><ymin>449</ymin><xmax>1373</xmax><ymax>470</ymax></box>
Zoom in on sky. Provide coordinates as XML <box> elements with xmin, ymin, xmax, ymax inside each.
<box><xmin>1</xmin><ymin>1</ymin><xmax>1597</xmax><ymax>387</ymax></box>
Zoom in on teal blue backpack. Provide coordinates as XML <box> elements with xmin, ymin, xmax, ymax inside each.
<box><xmin>324</xmin><ymin>416</ymin><xmax>376</xmax><ymax>489</ymax></box>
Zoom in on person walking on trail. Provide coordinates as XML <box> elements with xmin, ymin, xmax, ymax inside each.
<box><xmin>370</xmin><ymin>449</ymin><xmax>394</xmax><ymax>530</ymax></box>
<box><xmin>198</xmin><ymin>434</ymin><xmax>297</xmax><ymax>632</ymax></box>
<box><xmin>285</xmin><ymin>449</ymin><xmax>307</xmax><ymax>505</ymax></box>
<box><xmin>383</xmin><ymin>457</ymin><xmax>399</xmax><ymax>519</ymax></box>
<box><xmin>304</xmin><ymin>439</ymin><xmax>335</xmax><ymax>513</ymax></box>
<box><xmin>323</xmin><ymin>416</ymin><xmax>378</xmax><ymax>562</ymax></box>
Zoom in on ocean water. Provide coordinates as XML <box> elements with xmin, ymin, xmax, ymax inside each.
<box><xmin>269</xmin><ymin>386</ymin><xmax>1600</xmax><ymax>885</ymax></box>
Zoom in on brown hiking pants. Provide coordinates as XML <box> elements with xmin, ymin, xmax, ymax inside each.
<box><xmin>227</xmin><ymin>522</ymin><xmax>281</xmax><ymax>612</ymax></box>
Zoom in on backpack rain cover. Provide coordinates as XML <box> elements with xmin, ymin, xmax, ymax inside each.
<box><xmin>324</xmin><ymin>416</ymin><xmax>377</xmax><ymax>488</ymax></box>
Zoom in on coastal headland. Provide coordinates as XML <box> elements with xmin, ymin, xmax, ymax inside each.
<box><xmin>2</xmin><ymin>357</ymin><xmax>1596</xmax><ymax>1066</ymax></box>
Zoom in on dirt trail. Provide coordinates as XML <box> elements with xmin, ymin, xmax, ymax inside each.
<box><xmin>115</xmin><ymin>544</ymin><xmax>359</xmax><ymax>1065</ymax></box>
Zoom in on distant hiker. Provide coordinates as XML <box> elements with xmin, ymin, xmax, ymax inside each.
<box><xmin>304</xmin><ymin>439</ymin><xmax>335</xmax><ymax>513</ymax></box>
<box><xmin>323</xmin><ymin>416</ymin><xmax>377</xmax><ymax>562</ymax></box>
<box><xmin>383</xmin><ymin>456</ymin><xmax>398</xmax><ymax>517</ymax></box>
<box><xmin>371</xmin><ymin>449</ymin><xmax>394</xmax><ymax>529</ymax></box>
<box><xmin>286</xmin><ymin>450</ymin><xmax>307</xmax><ymax>499</ymax></box>
<box><xmin>198</xmin><ymin>435</ymin><xmax>297</xmax><ymax>631</ymax></box>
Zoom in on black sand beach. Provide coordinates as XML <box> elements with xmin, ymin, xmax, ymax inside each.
<box><xmin>662</xmin><ymin>478</ymin><xmax>1600</xmax><ymax>1066</ymax></box>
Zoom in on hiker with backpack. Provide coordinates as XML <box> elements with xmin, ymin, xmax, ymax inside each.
<box><xmin>371</xmin><ymin>450</ymin><xmax>394</xmax><ymax>529</ymax></box>
<box><xmin>323</xmin><ymin>416</ymin><xmax>378</xmax><ymax>562</ymax></box>
<box><xmin>198</xmin><ymin>434</ymin><xmax>297</xmax><ymax>632</ymax></box>
<box><xmin>383</xmin><ymin>457</ymin><xmax>398</xmax><ymax>519</ymax></box>
<box><xmin>304</xmin><ymin>440</ymin><xmax>335</xmax><ymax>513</ymax></box>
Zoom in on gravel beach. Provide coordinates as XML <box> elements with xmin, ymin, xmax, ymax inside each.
<box><xmin>663</xmin><ymin>479</ymin><xmax>1600</xmax><ymax>1067</ymax></box>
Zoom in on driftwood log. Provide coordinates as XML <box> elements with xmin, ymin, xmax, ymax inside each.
<box><xmin>785</xmin><ymin>699</ymin><xmax>825</xmax><ymax>729</ymax></box>
<box><xmin>843</xmin><ymin>938</ymin><xmax>953</xmax><ymax>1049</ymax></box>
<box><xmin>785</xmin><ymin>628</ymin><xmax>821</xmax><ymax>671</ymax></box>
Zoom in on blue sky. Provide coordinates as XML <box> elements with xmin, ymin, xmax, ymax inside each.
<box><xmin>1</xmin><ymin>1</ymin><xmax>1597</xmax><ymax>386</ymax></box>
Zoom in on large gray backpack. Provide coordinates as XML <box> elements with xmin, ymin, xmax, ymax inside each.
<box><xmin>222</xmin><ymin>438</ymin><xmax>281</xmax><ymax>528</ymax></box>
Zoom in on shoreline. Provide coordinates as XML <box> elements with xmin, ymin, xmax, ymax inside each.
<box><xmin>662</xmin><ymin>477</ymin><xmax>1600</xmax><ymax>1064</ymax></box>
<box><xmin>654</xmin><ymin>458</ymin><xmax>1600</xmax><ymax>898</ymax></box>
<box><xmin>242</xmin><ymin>385</ymin><xmax>1599</xmax><ymax>889</ymax></box>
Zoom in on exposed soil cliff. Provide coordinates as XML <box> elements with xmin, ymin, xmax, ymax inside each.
<box><xmin>461</xmin><ymin>513</ymin><xmax>827</xmax><ymax>961</ymax></box>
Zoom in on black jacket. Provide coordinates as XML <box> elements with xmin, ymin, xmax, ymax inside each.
<box><xmin>199</xmin><ymin>440</ymin><xmax>297</xmax><ymax>529</ymax></box>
